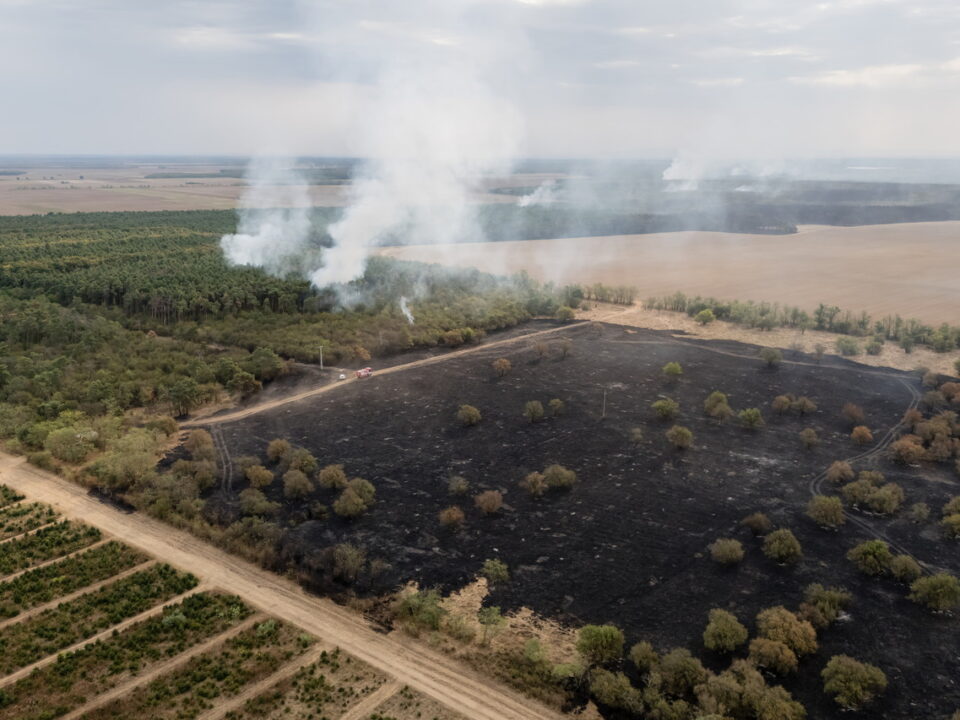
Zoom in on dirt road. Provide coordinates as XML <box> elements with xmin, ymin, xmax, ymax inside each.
<box><xmin>0</xmin><ymin>453</ymin><xmax>564</xmax><ymax>720</ymax></box>
<box><xmin>184</xmin><ymin>320</ymin><xmax>586</xmax><ymax>427</ymax></box>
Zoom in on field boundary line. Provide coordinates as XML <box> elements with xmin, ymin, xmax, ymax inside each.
<box><xmin>0</xmin><ymin>537</ymin><xmax>111</xmax><ymax>584</ymax></box>
<box><xmin>55</xmin><ymin>612</ymin><xmax>267</xmax><ymax>720</ymax></box>
<box><xmin>0</xmin><ymin>559</ymin><xmax>157</xmax><ymax>632</ymax></box>
<box><xmin>0</xmin><ymin>582</ymin><xmax>209</xmax><ymax>689</ymax></box>
<box><xmin>0</xmin><ymin>520</ymin><xmax>60</xmax><ymax>545</ymax></box>
<box><xmin>338</xmin><ymin>680</ymin><xmax>403</xmax><ymax>720</ymax></box>
<box><xmin>193</xmin><ymin>640</ymin><xmax>335</xmax><ymax>720</ymax></box>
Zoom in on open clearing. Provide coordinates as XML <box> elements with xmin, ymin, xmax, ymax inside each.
<box><xmin>198</xmin><ymin>320</ymin><xmax>959</xmax><ymax>719</ymax></box>
<box><xmin>379</xmin><ymin>221</ymin><xmax>960</xmax><ymax>325</ymax></box>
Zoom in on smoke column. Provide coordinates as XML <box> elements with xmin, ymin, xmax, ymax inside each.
<box><xmin>399</xmin><ymin>296</ymin><xmax>415</xmax><ymax>325</ymax></box>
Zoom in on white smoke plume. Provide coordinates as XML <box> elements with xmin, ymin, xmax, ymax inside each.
<box><xmin>219</xmin><ymin>158</ymin><xmax>315</xmax><ymax>275</ymax></box>
<box><xmin>399</xmin><ymin>296</ymin><xmax>415</xmax><ymax>325</ymax></box>
<box><xmin>517</xmin><ymin>179</ymin><xmax>559</xmax><ymax>207</ymax></box>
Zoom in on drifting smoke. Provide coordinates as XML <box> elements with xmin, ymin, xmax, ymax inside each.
<box><xmin>517</xmin><ymin>179</ymin><xmax>559</xmax><ymax>207</ymax></box>
<box><xmin>220</xmin><ymin>159</ymin><xmax>315</xmax><ymax>275</ymax></box>
<box><xmin>399</xmin><ymin>296</ymin><xmax>415</xmax><ymax>325</ymax></box>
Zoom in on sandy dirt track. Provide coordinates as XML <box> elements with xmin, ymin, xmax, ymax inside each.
<box><xmin>0</xmin><ymin>453</ymin><xmax>564</xmax><ymax>720</ymax></box>
<box><xmin>379</xmin><ymin>221</ymin><xmax>960</xmax><ymax>325</ymax></box>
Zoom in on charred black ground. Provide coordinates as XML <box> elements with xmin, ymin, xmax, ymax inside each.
<box><xmin>205</xmin><ymin>322</ymin><xmax>960</xmax><ymax>719</ymax></box>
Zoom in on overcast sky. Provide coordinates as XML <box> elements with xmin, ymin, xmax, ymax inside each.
<box><xmin>3</xmin><ymin>0</ymin><xmax>960</xmax><ymax>158</ymax></box>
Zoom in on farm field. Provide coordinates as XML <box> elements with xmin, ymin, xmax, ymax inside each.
<box><xmin>379</xmin><ymin>221</ymin><xmax>960</xmax><ymax>325</ymax></box>
<box><xmin>204</xmin><ymin>321</ymin><xmax>960</xmax><ymax>719</ymax></box>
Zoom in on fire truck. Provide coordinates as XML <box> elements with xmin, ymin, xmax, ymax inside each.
<box><xmin>355</xmin><ymin>367</ymin><xmax>373</xmax><ymax>378</ymax></box>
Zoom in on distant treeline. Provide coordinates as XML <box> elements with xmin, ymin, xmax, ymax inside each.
<box><xmin>647</xmin><ymin>291</ymin><xmax>960</xmax><ymax>353</ymax></box>
<box><xmin>145</xmin><ymin>169</ymin><xmax>244</xmax><ymax>179</ymax></box>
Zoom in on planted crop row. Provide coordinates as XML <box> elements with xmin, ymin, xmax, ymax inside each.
<box><xmin>0</xmin><ymin>541</ymin><xmax>148</xmax><ymax>619</ymax></box>
<box><xmin>0</xmin><ymin>592</ymin><xmax>251</xmax><ymax>720</ymax></box>
<box><xmin>0</xmin><ymin>486</ymin><xmax>23</xmax><ymax>510</ymax></box>
<box><xmin>226</xmin><ymin>648</ymin><xmax>388</xmax><ymax>720</ymax></box>
<box><xmin>0</xmin><ymin>563</ymin><xmax>198</xmax><ymax>674</ymax></box>
<box><xmin>0</xmin><ymin>521</ymin><xmax>101</xmax><ymax>577</ymax></box>
<box><xmin>0</xmin><ymin>502</ymin><xmax>57</xmax><ymax>541</ymax></box>
<box><xmin>82</xmin><ymin>618</ymin><xmax>315</xmax><ymax>720</ymax></box>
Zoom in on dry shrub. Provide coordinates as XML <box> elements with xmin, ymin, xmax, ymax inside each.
<box><xmin>474</xmin><ymin>490</ymin><xmax>503</xmax><ymax>515</ymax></box>
<box><xmin>438</xmin><ymin>505</ymin><xmax>465</xmax><ymax>529</ymax></box>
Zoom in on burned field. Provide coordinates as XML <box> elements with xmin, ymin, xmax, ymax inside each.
<box><xmin>210</xmin><ymin>322</ymin><xmax>960</xmax><ymax>719</ymax></box>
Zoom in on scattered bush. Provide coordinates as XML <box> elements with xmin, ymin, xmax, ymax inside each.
<box><xmin>332</xmin><ymin>487</ymin><xmax>367</xmax><ymax>518</ymax></box>
<box><xmin>836</xmin><ymin>337</ymin><xmax>861</xmax><ymax>356</ymax></box>
<box><xmin>771</xmin><ymin>395</ymin><xmax>792</xmax><ymax>414</ymax></box>
<box><xmin>703</xmin><ymin>609</ymin><xmax>748</xmax><ymax>652</ymax></box>
<box><xmin>709</xmin><ymin>538</ymin><xmax>745</xmax><ymax>565</ymax></box>
<box><xmin>652</xmin><ymin>398</ymin><xmax>680</xmax><ymax>420</ymax></box>
<box><xmin>759</xmin><ymin>347</ymin><xmax>782</xmax><ymax>367</ymax></box>
<box><xmin>842</xmin><ymin>403</ymin><xmax>866</xmax><ymax>426</ymax></box>
<box><xmin>245</xmin><ymin>465</ymin><xmax>274</xmax><ymax>489</ymax></box>
<box><xmin>738</xmin><ymin>408</ymin><xmax>765</xmax><ymax>430</ymax></box>
<box><xmin>794</xmin><ymin>396</ymin><xmax>817</xmax><ymax>415</ymax></box>
<box><xmin>807</xmin><ymin>495</ymin><xmax>845</xmax><ymax>528</ymax></box>
<box><xmin>266</xmin><ymin>438</ymin><xmax>290</xmax><ymax>463</ymax></box>
<box><xmin>799</xmin><ymin>428</ymin><xmax>820</xmax><ymax>449</ymax></box>
<box><xmin>665</xmin><ymin>424</ymin><xmax>693</xmax><ymax>450</ymax></box>
<box><xmin>524</xmin><ymin>400</ymin><xmax>545</xmax><ymax>423</ymax></box>
<box><xmin>704</xmin><ymin>391</ymin><xmax>733</xmax><ymax>422</ymax></box>
<box><xmin>847</xmin><ymin>540</ymin><xmax>892</xmax><ymax>575</ymax></box>
<box><xmin>756</xmin><ymin>606</ymin><xmax>818</xmax><ymax>656</ymax></box>
<box><xmin>318</xmin><ymin>464</ymin><xmax>348</xmax><ymax>489</ymax></box>
<box><xmin>662</xmin><ymin>362</ymin><xmax>683</xmax><ymax>381</ymax></box>
<box><xmin>890</xmin><ymin>554</ymin><xmax>923</xmax><ymax>583</ymax></box>
<box><xmin>629</xmin><ymin>427</ymin><xmax>644</xmax><ymax>445</ymax></box>
<box><xmin>481</xmin><ymin>558</ymin><xmax>510</xmax><ymax>584</ymax></box>
<box><xmin>851</xmin><ymin>425</ymin><xmax>874</xmax><ymax>445</ymax></box>
<box><xmin>763</xmin><ymin>528</ymin><xmax>803</xmax><ymax>564</ymax></box>
<box><xmin>492</xmin><ymin>357</ymin><xmax>512</xmax><ymax>377</ymax></box>
<box><xmin>800</xmin><ymin>583</ymin><xmax>852</xmax><ymax>628</ymax></box>
<box><xmin>548</xmin><ymin>398</ymin><xmax>565</xmax><ymax>416</ymax></box>
<box><xmin>282</xmin><ymin>469</ymin><xmax>314</xmax><ymax>499</ymax></box>
<box><xmin>520</xmin><ymin>471</ymin><xmax>547</xmax><ymax>497</ymax></box>
<box><xmin>943</xmin><ymin>514</ymin><xmax>960</xmax><ymax>539</ymax></box>
<box><xmin>474</xmin><ymin>490</ymin><xmax>503</xmax><ymax>515</ymax></box>
<box><xmin>457</xmin><ymin>404</ymin><xmax>481</xmax><ymax>426</ymax></box>
<box><xmin>438</xmin><ymin>506</ymin><xmax>465</xmax><ymax>529</ymax></box>
<box><xmin>283</xmin><ymin>448</ymin><xmax>318</xmax><ymax>476</ymax></box>
<box><xmin>910</xmin><ymin>573</ymin><xmax>960</xmax><ymax>611</ymax></box>
<box><xmin>629</xmin><ymin>641</ymin><xmax>659</xmax><ymax>674</ymax></box>
<box><xmin>395</xmin><ymin>589</ymin><xmax>446</xmax><ymax>632</ymax></box>
<box><xmin>659</xmin><ymin>648</ymin><xmax>709</xmax><ymax>695</ymax></box>
<box><xmin>741</xmin><ymin>512</ymin><xmax>773</xmax><ymax>535</ymax></box>
<box><xmin>822</xmin><ymin>655</ymin><xmax>887</xmax><ymax>710</ymax></box>
<box><xmin>544</xmin><ymin>464</ymin><xmax>577</xmax><ymax>489</ymax></box>
<box><xmin>447</xmin><ymin>475</ymin><xmax>469</xmax><ymax>495</ymax></box>
<box><xmin>749</xmin><ymin>638</ymin><xmax>798</xmax><ymax>675</ymax></box>
<box><xmin>695</xmin><ymin>309</ymin><xmax>716</xmax><ymax>325</ymax></box>
<box><xmin>908</xmin><ymin>502</ymin><xmax>930</xmax><ymax>523</ymax></box>
<box><xmin>238</xmin><ymin>488</ymin><xmax>280</xmax><ymax>517</ymax></box>
<box><xmin>826</xmin><ymin>460</ymin><xmax>855</xmax><ymax>484</ymax></box>
<box><xmin>866</xmin><ymin>483</ymin><xmax>905</xmax><ymax>514</ymax></box>
<box><xmin>576</xmin><ymin>624</ymin><xmax>624</xmax><ymax>666</ymax></box>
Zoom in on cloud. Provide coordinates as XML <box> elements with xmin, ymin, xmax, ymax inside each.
<box><xmin>790</xmin><ymin>63</ymin><xmax>924</xmax><ymax>87</ymax></box>
<box><xmin>593</xmin><ymin>59</ymin><xmax>642</xmax><ymax>69</ymax></box>
<box><xmin>692</xmin><ymin>77</ymin><xmax>745</xmax><ymax>87</ymax></box>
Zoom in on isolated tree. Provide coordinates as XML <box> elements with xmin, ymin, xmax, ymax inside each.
<box><xmin>842</xmin><ymin>403</ymin><xmax>866</xmax><ymax>427</ymax></box>
<box><xmin>800</xmin><ymin>583</ymin><xmax>852</xmax><ymax>629</ymax></box>
<box><xmin>909</xmin><ymin>573</ymin><xmax>960</xmax><ymax>611</ymax></box>
<box><xmin>704</xmin><ymin>390</ymin><xmax>728</xmax><ymax>415</ymax></box>
<box><xmin>807</xmin><ymin>495</ymin><xmax>845</xmax><ymax>528</ymax></box>
<box><xmin>703</xmin><ymin>609</ymin><xmax>748</xmax><ymax>653</ymax></box>
<box><xmin>890</xmin><ymin>554</ymin><xmax>923</xmax><ymax>583</ymax></box>
<box><xmin>438</xmin><ymin>505</ymin><xmax>465</xmax><ymax>529</ymax></box>
<box><xmin>266</xmin><ymin>438</ymin><xmax>290</xmax><ymax>463</ymax></box>
<box><xmin>659</xmin><ymin>648</ymin><xmax>709</xmax><ymax>696</ymax></box>
<box><xmin>709</xmin><ymin>538</ymin><xmax>744</xmax><ymax>565</ymax></box>
<box><xmin>826</xmin><ymin>460</ymin><xmax>855</xmax><ymax>484</ymax></box>
<box><xmin>799</xmin><ymin>428</ymin><xmax>820</xmax><ymax>449</ymax></box>
<box><xmin>544</xmin><ymin>463</ymin><xmax>577</xmax><ymax>489</ymax></box>
<box><xmin>695</xmin><ymin>308</ymin><xmax>716</xmax><ymax>325</ymax></box>
<box><xmin>457</xmin><ymin>404</ymin><xmax>481</xmax><ymax>426</ymax></box>
<box><xmin>772</xmin><ymin>395</ymin><xmax>792</xmax><ymax>415</ymax></box>
<box><xmin>756</xmin><ymin>606</ymin><xmax>818</xmax><ymax>656</ymax></box>
<box><xmin>652</xmin><ymin>398</ymin><xmax>680</xmax><ymax>421</ymax></box>
<box><xmin>822</xmin><ymin>655</ymin><xmax>888</xmax><ymax>710</ymax></box>
<box><xmin>739</xmin><ymin>408</ymin><xmax>765</xmax><ymax>430</ymax></box>
<box><xmin>245</xmin><ymin>464</ymin><xmax>274</xmax><ymax>489</ymax></box>
<box><xmin>481</xmin><ymin>558</ymin><xmax>510</xmax><ymax>584</ymax></box>
<box><xmin>665</xmin><ymin>425</ymin><xmax>693</xmax><ymax>450</ymax></box>
<box><xmin>759</xmin><ymin>347</ymin><xmax>783</xmax><ymax>368</ymax></box>
<box><xmin>283</xmin><ymin>469</ymin><xmax>314</xmax><ymax>499</ymax></box>
<box><xmin>749</xmin><ymin>638</ymin><xmax>798</xmax><ymax>675</ymax></box>
<box><xmin>478</xmin><ymin>606</ymin><xmax>506</xmax><ymax>644</ymax></box>
<box><xmin>741</xmin><ymin>512</ymin><xmax>772</xmax><ymax>536</ymax></box>
<box><xmin>851</xmin><ymin>425</ymin><xmax>874</xmax><ymax>445</ymax></box>
<box><xmin>524</xmin><ymin>400</ymin><xmax>545</xmax><ymax>423</ymax></box>
<box><xmin>520</xmin><ymin>471</ymin><xmax>547</xmax><ymax>497</ymax></box>
<box><xmin>577</xmin><ymin>624</ymin><xmax>624</xmax><ymax>666</ymax></box>
<box><xmin>662</xmin><ymin>362</ymin><xmax>683</xmax><ymax>382</ymax></box>
<box><xmin>448</xmin><ymin>475</ymin><xmax>469</xmax><ymax>495</ymax></box>
<box><xmin>847</xmin><ymin>540</ymin><xmax>892</xmax><ymax>576</ymax></box>
<box><xmin>763</xmin><ymin>528</ymin><xmax>802</xmax><ymax>564</ymax></box>
<box><xmin>333</xmin><ymin>487</ymin><xmax>367</xmax><ymax>518</ymax></box>
<box><xmin>318</xmin><ymin>463</ymin><xmax>348</xmax><ymax>489</ymax></box>
<box><xmin>549</xmin><ymin>398</ymin><xmax>566</xmax><ymax>416</ymax></box>
<box><xmin>492</xmin><ymin>358</ymin><xmax>512</xmax><ymax>377</ymax></box>
<box><xmin>474</xmin><ymin>490</ymin><xmax>503</xmax><ymax>515</ymax></box>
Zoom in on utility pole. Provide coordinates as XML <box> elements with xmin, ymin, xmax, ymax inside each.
<box><xmin>319</xmin><ymin>345</ymin><xmax>323</xmax><ymax>371</ymax></box>
<box><xmin>601</xmin><ymin>388</ymin><xmax>607</xmax><ymax>419</ymax></box>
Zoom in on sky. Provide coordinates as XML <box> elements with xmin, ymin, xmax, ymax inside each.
<box><xmin>3</xmin><ymin>0</ymin><xmax>960</xmax><ymax>158</ymax></box>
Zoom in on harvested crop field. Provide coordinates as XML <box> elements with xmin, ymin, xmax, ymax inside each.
<box><xmin>208</xmin><ymin>321</ymin><xmax>960</xmax><ymax>720</ymax></box>
<box><xmin>379</xmin><ymin>221</ymin><xmax>960</xmax><ymax>325</ymax></box>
